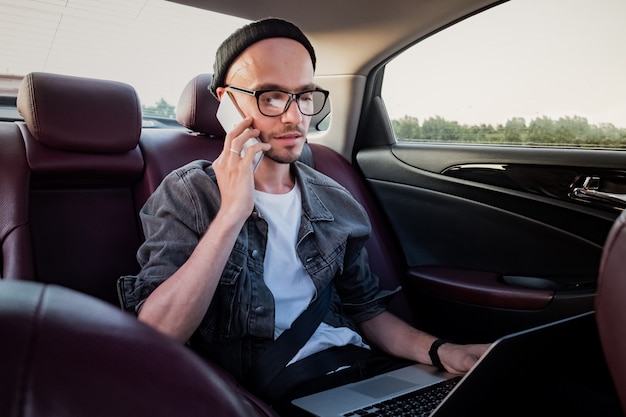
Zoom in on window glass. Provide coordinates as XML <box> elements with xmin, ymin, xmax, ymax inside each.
<box><xmin>382</xmin><ymin>0</ymin><xmax>626</xmax><ymax>148</ymax></box>
<box><xmin>0</xmin><ymin>0</ymin><xmax>248</xmax><ymax>120</ymax></box>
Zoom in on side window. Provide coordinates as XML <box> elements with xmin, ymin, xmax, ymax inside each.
<box><xmin>382</xmin><ymin>0</ymin><xmax>626</xmax><ymax>148</ymax></box>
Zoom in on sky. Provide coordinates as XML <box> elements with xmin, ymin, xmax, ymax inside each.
<box><xmin>1</xmin><ymin>0</ymin><xmax>625</xmax><ymax>128</ymax></box>
<box><xmin>0</xmin><ymin>0</ymin><xmax>247</xmax><ymax>104</ymax></box>
<box><xmin>382</xmin><ymin>0</ymin><xmax>626</xmax><ymax>128</ymax></box>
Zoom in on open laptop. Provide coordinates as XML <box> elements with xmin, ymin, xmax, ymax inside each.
<box><xmin>292</xmin><ymin>311</ymin><xmax>595</xmax><ymax>417</ymax></box>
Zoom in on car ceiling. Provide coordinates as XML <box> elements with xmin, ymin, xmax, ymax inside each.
<box><xmin>167</xmin><ymin>0</ymin><xmax>501</xmax><ymax>76</ymax></box>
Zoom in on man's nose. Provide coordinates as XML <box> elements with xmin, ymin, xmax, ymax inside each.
<box><xmin>281</xmin><ymin>99</ymin><xmax>303</xmax><ymax>123</ymax></box>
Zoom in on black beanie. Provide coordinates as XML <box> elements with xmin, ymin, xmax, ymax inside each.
<box><xmin>210</xmin><ymin>18</ymin><xmax>316</xmax><ymax>97</ymax></box>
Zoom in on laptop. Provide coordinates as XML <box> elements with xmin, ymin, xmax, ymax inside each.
<box><xmin>292</xmin><ymin>311</ymin><xmax>595</xmax><ymax>417</ymax></box>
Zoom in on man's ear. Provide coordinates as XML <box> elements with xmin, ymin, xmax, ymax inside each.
<box><xmin>215</xmin><ymin>87</ymin><xmax>226</xmax><ymax>101</ymax></box>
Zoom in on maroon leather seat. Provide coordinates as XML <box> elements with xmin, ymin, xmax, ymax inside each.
<box><xmin>0</xmin><ymin>119</ymin><xmax>32</xmax><ymax>280</ymax></box>
<box><xmin>595</xmin><ymin>209</ymin><xmax>626</xmax><ymax>414</ymax></box>
<box><xmin>134</xmin><ymin>73</ymin><xmax>226</xmax><ymax>209</ymax></box>
<box><xmin>10</xmin><ymin>72</ymin><xmax>145</xmax><ymax>305</ymax></box>
<box><xmin>6</xmin><ymin>72</ymin><xmax>235</xmax><ymax>305</ymax></box>
<box><xmin>0</xmin><ymin>280</ymin><xmax>276</xmax><ymax>417</ymax></box>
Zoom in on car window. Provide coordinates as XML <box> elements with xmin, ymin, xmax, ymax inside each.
<box><xmin>382</xmin><ymin>0</ymin><xmax>626</xmax><ymax>149</ymax></box>
<box><xmin>0</xmin><ymin>0</ymin><xmax>248</xmax><ymax>121</ymax></box>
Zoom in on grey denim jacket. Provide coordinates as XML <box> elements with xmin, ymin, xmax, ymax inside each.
<box><xmin>119</xmin><ymin>159</ymin><xmax>398</xmax><ymax>380</ymax></box>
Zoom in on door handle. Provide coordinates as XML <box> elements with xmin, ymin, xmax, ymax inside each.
<box><xmin>571</xmin><ymin>176</ymin><xmax>626</xmax><ymax>208</ymax></box>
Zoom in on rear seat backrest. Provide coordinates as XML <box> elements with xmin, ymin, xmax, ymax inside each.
<box><xmin>14</xmin><ymin>72</ymin><xmax>144</xmax><ymax>304</ymax></box>
<box><xmin>173</xmin><ymin>74</ymin><xmax>414</xmax><ymax>324</ymax></box>
<box><xmin>134</xmin><ymin>73</ymin><xmax>225</xmax><ymax>208</ymax></box>
<box><xmin>0</xmin><ymin>122</ymin><xmax>34</xmax><ymax>280</ymax></box>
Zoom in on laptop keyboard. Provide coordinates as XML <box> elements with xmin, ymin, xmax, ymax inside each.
<box><xmin>342</xmin><ymin>376</ymin><xmax>462</xmax><ymax>417</ymax></box>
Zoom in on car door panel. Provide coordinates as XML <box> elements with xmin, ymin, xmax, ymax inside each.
<box><xmin>408</xmin><ymin>266</ymin><xmax>556</xmax><ymax>310</ymax></box>
<box><xmin>355</xmin><ymin>144</ymin><xmax>619</xmax><ymax>341</ymax></box>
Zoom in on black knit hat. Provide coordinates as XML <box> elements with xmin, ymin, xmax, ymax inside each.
<box><xmin>210</xmin><ymin>18</ymin><xmax>316</xmax><ymax>97</ymax></box>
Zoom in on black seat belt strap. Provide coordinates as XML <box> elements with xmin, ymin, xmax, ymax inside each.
<box><xmin>244</xmin><ymin>284</ymin><xmax>332</xmax><ymax>392</ymax></box>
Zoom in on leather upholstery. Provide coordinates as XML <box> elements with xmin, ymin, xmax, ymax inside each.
<box><xmin>136</xmin><ymin>74</ymin><xmax>225</xmax><ymax>208</ymax></box>
<box><xmin>176</xmin><ymin>72</ymin><xmax>225</xmax><ymax>136</ymax></box>
<box><xmin>17</xmin><ymin>72</ymin><xmax>141</xmax><ymax>153</ymax></box>
<box><xmin>0</xmin><ymin>123</ymin><xmax>33</xmax><ymax>280</ymax></box>
<box><xmin>11</xmin><ymin>72</ymin><xmax>145</xmax><ymax>304</ymax></box>
<box><xmin>16</xmin><ymin>72</ymin><xmax>144</xmax><ymax>182</ymax></box>
<box><xmin>135</xmin><ymin>128</ymin><xmax>225</xmax><ymax>208</ymax></box>
<box><xmin>595</xmin><ymin>209</ymin><xmax>626</xmax><ymax>413</ymax></box>
<box><xmin>0</xmin><ymin>280</ymin><xmax>277</xmax><ymax>417</ymax></box>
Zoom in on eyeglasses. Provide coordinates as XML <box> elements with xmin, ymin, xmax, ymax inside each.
<box><xmin>225</xmin><ymin>85</ymin><xmax>329</xmax><ymax>117</ymax></box>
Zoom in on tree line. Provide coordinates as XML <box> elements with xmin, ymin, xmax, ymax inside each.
<box><xmin>392</xmin><ymin>115</ymin><xmax>626</xmax><ymax>148</ymax></box>
<box><xmin>142</xmin><ymin>98</ymin><xmax>176</xmax><ymax>119</ymax></box>
<box><xmin>142</xmin><ymin>97</ymin><xmax>626</xmax><ymax>149</ymax></box>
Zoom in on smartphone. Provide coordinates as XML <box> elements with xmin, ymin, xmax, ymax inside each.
<box><xmin>216</xmin><ymin>91</ymin><xmax>263</xmax><ymax>171</ymax></box>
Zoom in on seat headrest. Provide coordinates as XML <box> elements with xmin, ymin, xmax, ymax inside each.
<box><xmin>176</xmin><ymin>73</ymin><xmax>225</xmax><ymax>136</ymax></box>
<box><xmin>17</xmin><ymin>72</ymin><xmax>141</xmax><ymax>153</ymax></box>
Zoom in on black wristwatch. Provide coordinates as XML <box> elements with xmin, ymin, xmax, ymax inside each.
<box><xmin>428</xmin><ymin>338</ymin><xmax>449</xmax><ymax>371</ymax></box>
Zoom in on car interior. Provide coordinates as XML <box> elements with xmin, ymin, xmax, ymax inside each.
<box><xmin>1</xmin><ymin>0</ymin><xmax>625</xmax><ymax>415</ymax></box>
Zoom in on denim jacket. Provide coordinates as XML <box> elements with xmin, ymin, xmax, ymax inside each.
<box><xmin>119</xmin><ymin>159</ymin><xmax>398</xmax><ymax>381</ymax></box>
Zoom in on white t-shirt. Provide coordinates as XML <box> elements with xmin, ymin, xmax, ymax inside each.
<box><xmin>254</xmin><ymin>183</ymin><xmax>368</xmax><ymax>365</ymax></box>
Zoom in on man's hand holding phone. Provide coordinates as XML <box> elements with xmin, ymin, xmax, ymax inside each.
<box><xmin>212</xmin><ymin>91</ymin><xmax>269</xmax><ymax>220</ymax></box>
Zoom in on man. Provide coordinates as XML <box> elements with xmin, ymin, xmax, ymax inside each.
<box><xmin>120</xmin><ymin>17</ymin><xmax>489</xmax><ymax>414</ymax></box>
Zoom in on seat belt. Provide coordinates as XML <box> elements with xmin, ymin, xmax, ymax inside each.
<box><xmin>244</xmin><ymin>283</ymin><xmax>331</xmax><ymax>394</ymax></box>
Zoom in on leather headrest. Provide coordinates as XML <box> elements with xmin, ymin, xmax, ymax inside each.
<box><xmin>176</xmin><ymin>74</ymin><xmax>225</xmax><ymax>136</ymax></box>
<box><xmin>17</xmin><ymin>72</ymin><xmax>141</xmax><ymax>153</ymax></box>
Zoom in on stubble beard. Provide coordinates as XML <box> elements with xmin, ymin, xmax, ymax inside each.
<box><xmin>262</xmin><ymin>126</ymin><xmax>306</xmax><ymax>164</ymax></box>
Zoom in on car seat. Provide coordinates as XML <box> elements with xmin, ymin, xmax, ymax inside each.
<box><xmin>0</xmin><ymin>279</ymin><xmax>277</xmax><ymax>417</ymax></box>
<box><xmin>134</xmin><ymin>72</ymin><xmax>226</xmax><ymax>208</ymax></box>
<box><xmin>595</xmin><ymin>209</ymin><xmax>626</xmax><ymax>414</ymax></box>
<box><xmin>12</xmin><ymin>72</ymin><xmax>144</xmax><ymax>304</ymax></box>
